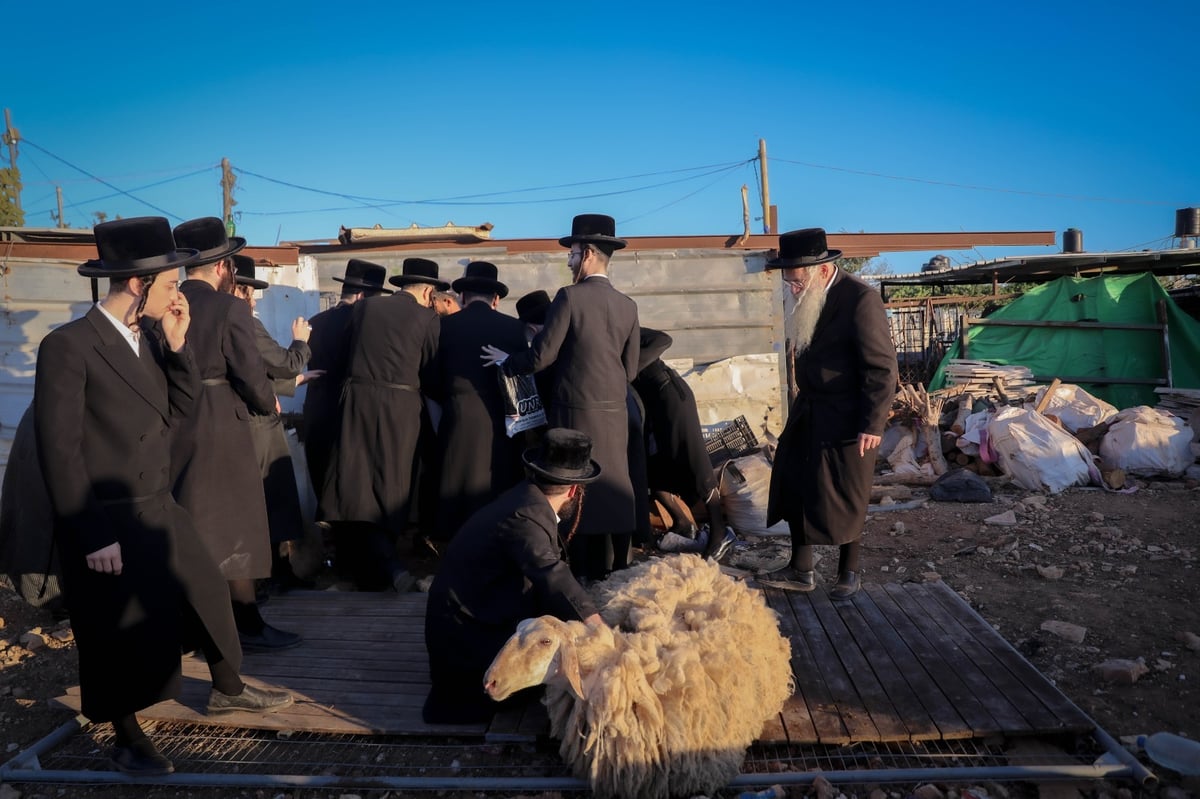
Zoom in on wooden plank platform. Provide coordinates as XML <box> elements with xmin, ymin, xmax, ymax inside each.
<box><xmin>54</xmin><ymin>581</ymin><xmax>1095</xmax><ymax>744</ymax></box>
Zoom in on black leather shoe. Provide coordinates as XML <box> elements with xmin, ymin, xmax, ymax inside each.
<box><xmin>111</xmin><ymin>738</ymin><xmax>174</xmax><ymax>776</ymax></box>
<box><xmin>759</xmin><ymin>566</ymin><xmax>817</xmax><ymax>593</ymax></box>
<box><xmin>830</xmin><ymin>570</ymin><xmax>861</xmax><ymax>599</ymax></box>
<box><xmin>239</xmin><ymin>623</ymin><xmax>302</xmax><ymax>652</ymax></box>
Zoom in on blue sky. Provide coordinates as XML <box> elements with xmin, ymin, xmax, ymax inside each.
<box><xmin>7</xmin><ymin>1</ymin><xmax>1197</xmax><ymax>274</ymax></box>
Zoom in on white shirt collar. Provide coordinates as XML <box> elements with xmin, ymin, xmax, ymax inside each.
<box><xmin>95</xmin><ymin>302</ymin><xmax>141</xmax><ymax>356</ymax></box>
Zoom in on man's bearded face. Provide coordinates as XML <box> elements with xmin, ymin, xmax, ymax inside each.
<box><xmin>782</xmin><ymin>265</ymin><xmax>829</xmax><ymax>354</ymax></box>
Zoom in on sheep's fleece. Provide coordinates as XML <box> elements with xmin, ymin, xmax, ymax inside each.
<box><xmin>485</xmin><ymin>554</ymin><xmax>793</xmax><ymax>798</ymax></box>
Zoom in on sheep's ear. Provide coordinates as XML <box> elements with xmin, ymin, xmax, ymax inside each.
<box><xmin>558</xmin><ymin>637</ymin><xmax>584</xmax><ymax>700</ymax></box>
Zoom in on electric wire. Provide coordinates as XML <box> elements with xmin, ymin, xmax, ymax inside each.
<box><xmin>619</xmin><ymin>163</ymin><xmax>750</xmax><ymax>225</ymax></box>
<box><xmin>26</xmin><ymin>167</ymin><xmax>215</xmax><ymax>218</ymax></box>
<box><xmin>772</xmin><ymin>156</ymin><xmax>1176</xmax><ymax>206</ymax></box>
<box><xmin>19</xmin><ymin>139</ymin><xmax>185</xmax><ymax>220</ymax></box>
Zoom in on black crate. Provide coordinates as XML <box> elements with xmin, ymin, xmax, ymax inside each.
<box><xmin>704</xmin><ymin>415</ymin><xmax>759</xmax><ymax>467</ymax></box>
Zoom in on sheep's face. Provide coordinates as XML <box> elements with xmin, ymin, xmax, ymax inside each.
<box><xmin>484</xmin><ymin>616</ymin><xmax>580</xmax><ymax>701</ymax></box>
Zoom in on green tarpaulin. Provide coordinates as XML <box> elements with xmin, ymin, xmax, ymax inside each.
<box><xmin>930</xmin><ymin>273</ymin><xmax>1200</xmax><ymax>409</ymax></box>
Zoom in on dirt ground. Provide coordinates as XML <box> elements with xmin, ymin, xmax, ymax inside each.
<box><xmin>1</xmin><ymin>480</ymin><xmax>1198</xmax><ymax>799</ymax></box>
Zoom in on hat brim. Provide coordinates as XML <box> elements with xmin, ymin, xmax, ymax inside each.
<box><xmin>333</xmin><ymin>276</ymin><xmax>394</xmax><ymax>294</ymax></box>
<box><xmin>558</xmin><ymin>234</ymin><xmax>628</xmax><ymax>251</ymax></box>
<box><xmin>763</xmin><ymin>248</ymin><xmax>842</xmax><ymax>270</ymax></box>
<box><xmin>451</xmin><ymin>277</ymin><xmax>509</xmax><ymax>298</ymax></box>
<box><xmin>78</xmin><ymin>248</ymin><xmax>201</xmax><ymax>279</ymax></box>
<box><xmin>521</xmin><ymin>451</ymin><xmax>602</xmax><ymax>485</ymax></box>
<box><xmin>389</xmin><ymin>275</ymin><xmax>451</xmax><ymax>291</ymax></box>
<box><xmin>236</xmin><ymin>276</ymin><xmax>270</xmax><ymax>290</ymax></box>
<box><xmin>186</xmin><ymin>237</ymin><xmax>247</xmax><ymax>268</ymax></box>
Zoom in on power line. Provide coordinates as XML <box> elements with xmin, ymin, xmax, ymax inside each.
<box><xmin>26</xmin><ymin>167</ymin><xmax>215</xmax><ymax>217</ymax></box>
<box><xmin>20</xmin><ymin>139</ymin><xmax>185</xmax><ymax>220</ymax></box>
<box><xmin>772</xmin><ymin>156</ymin><xmax>1177</xmax><ymax>206</ymax></box>
<box><xmin>236</xmin><ymin>160</ymin><xmax>754</xmax><ymax>216</ymax></box>
<box><xmin>21</xmin><ymin>163</ymin><xmax>218</xmax><ymax>186</ymax></box>
<box><xmin>618</xmin><ymin>163</ymin><xmax>751</xmax><ymax>226</ymax></box>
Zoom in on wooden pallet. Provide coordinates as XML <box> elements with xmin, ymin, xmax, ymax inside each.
<box><xmin>54</xmin><ymin>581</ymin><xmax>1094</xmax><ymax>744</ymax></box>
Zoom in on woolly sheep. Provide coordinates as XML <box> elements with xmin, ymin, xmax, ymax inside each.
<box><xmin>484</xmin><ymin>554</ymin><xmax>793</xmax><ymax>799</ymax></box>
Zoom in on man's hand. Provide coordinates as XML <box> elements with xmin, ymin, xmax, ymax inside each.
<box><xmin>858</xmin><ymin>432</ymin><xmax>882</xmax><ymax>458</ymax></box>
<box><xmin>161</xmin><ymin>293</ymin><xmax>190</xmax><ymax>352</ymax></box>
<box><xmin>480</xmin><ymin>345</ymin><xmax>509</xmax><ymax>368</ymax></box>
<box><xmin>86</xmin><ymin>542</ymin><xmax>123</xmax><ymax>575</ymax></box>
<box><xmin>295</xmin><ymin>369</ymin><xmax>325</xmax><ymax>387</ymax></box>
<box><xmin>291</xmin><ymin>317</ymin><xmax>312</xmax><ymax>343</ymax></box>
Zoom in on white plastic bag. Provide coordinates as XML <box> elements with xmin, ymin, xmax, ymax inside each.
<box><xmin>1026</xmin><ymin>383</ymin><xmax>1118</xmax><ymax>432</ymax></box>
<box><xmin>717</xmin><ymin>449</ymin><xmax>790</xmax><ymax>537</ymax></box>
<box><xmin>987</xmin><ymin>407</ymin><xmax>1096</xmax><ymax>494</ymax></box>
<box><xmin>1099</xmin><ymin>406</ymin><xmax>1194</xmax><ymax>477</ymax></box>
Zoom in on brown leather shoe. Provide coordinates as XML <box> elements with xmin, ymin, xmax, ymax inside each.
<box><xmin>207</xmin><ymin>683</ymin><xmax>293</xmax><ymax>714</ymax></box>
<box><xmin>830</xmin><ymin>570</ymin><xmax>860</xmax><ymax>599</ymax></box>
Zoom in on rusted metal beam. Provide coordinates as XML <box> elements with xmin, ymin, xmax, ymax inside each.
<box><xmin>0</xmin><ymin>241</ymin><xmax>301</xmax><ymax>264</ymax></box>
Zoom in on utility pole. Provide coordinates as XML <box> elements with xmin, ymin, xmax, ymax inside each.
<box><xmin>55</xmin><ymin>186</ymin><xmax>66</xmax><ymax>228</ymax></box>
<box><xmin>758</xmin><ymin>138</ymin><xmax>771</xmax><ymax>235</ymax></box>
<box><xmin>220</xmin><ymin>157</ymin><xmax>237</xmax><ymax>235</ymax></box>
<box><xmin>3</xmin><ymin>108</ymin><xmax>22</xmax><ymax>217</ymax></box>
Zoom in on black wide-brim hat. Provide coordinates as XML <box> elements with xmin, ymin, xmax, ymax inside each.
<box><xmin>172</xmin><ymin>217</ymin><xmax>247</xmax><ymax>267</ymax></box>
<box><xmin>451</xmin><ymin>260</ymin><xmax>509</xmax><ymax>298</ymax></box>
<box><xmin>558</xmin><ymin>213</ymin><xmax>627</xmax><ymax>251</ymax></box>
<box><xmin>522</xmin><ymin>428</ymin><xmax>601</xmax><ymax>485</ymax></box>
<box><xmin>334</xmin><ymin>258</ymin><xmax>393</xmax><ymax>294</ymax></box>
<box><xmin>764</xmin><ymin>227</ymin><xmax>842</xmax><ymax>269</ymax></box>
<box><xmin>78</xmin><ymin>216</ymin><xmax>201</xmax><ymax>279</ymax></box>
<box><xmin>388</xmin><ymin>257</ymin><xmax>451</xmax><ymax>291</ymax></box>
<box><xmin>232</xmin><ymin>254</ymin><xmax>269</xmax><ymax>289</ymax></box>
<box><xmin>516</xmin><ymin>289</ymin><xmax>551</xmax><ymax>325</ymax></box>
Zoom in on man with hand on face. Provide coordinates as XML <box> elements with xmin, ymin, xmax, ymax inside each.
<box><xmin>34</xmin><ymin>217</ymin><xmax>291</xmax><ymax>777</ymax></box>
<box><xmin>322</xmin><ymin>257</ymin><xmax>446</xmax><ymax>591</ymax></box>
<box><xmin>760</xmin><ymin>228</ymin><xmax>897</xmax><ymax>599</ymax></box>
<box><xmin>423</xmin><ymin>427</ymin><xmax>604</xmax><ymax>724</ymax></box>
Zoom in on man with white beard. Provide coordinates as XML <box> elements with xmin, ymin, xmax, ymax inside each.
<box><xmin>760</xmin><ymin>228</ymin><xmax>897</xmax><ymax>599</ymax></box>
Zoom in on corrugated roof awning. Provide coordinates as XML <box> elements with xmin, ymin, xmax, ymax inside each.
<box><xmin>880</xmin><ymin>248</ymin><xmax>1200</xmax><ymax>289</ymax></box>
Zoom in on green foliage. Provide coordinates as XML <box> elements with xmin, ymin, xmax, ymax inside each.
<box><xmin>0</xmin><ymin>166</ymin><xmax>23</xmax><ymax>227</ymax></box>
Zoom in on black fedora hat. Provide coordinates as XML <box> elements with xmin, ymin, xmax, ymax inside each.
<box><xmin>78</xmin><ymin>216</ymin><xmax>201</xmax><ymax>279</ymax></box>
<box><xmin>764</xmin><ymin>228</ymin><xmax>842</xmax><ymax>270</ymax></box>
<box><xmin>558</xmin><ymin>213</ymin><xmax>627</xmax><ymax>251</ymax></box>
<box><xmin>522</xmin><ymin>428</ymin><xmax>601</xmax><ymax>485</ymax></box>
<box><xmin>388</xmin><ymin>257</ymin><xmax>451</xmax><ymax>291</ymax></box>
<box><xmin>334</xmin><ymin>258</ymin><xmax>393</xmax><ymax>294</ymax></box>
<box><xmin>231</xmin><ymin>254</ymin><xmax>270</xmax><ymax>289</ymax></box>
<box><xmin>516</xmin><ymin>290</ymin><xmax>551</xmax><ymax>325</ymax></box>
<box><xmin>452</xmin><ymin>261</ymin><xmax>509</xmax><ymax>299</ymax></box>
<box><xmin>172</xmin><ymin>217</ymin><xmax>247</xmax><ymax>267</ymax></box>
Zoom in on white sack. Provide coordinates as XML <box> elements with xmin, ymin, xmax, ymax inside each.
<box><xmin>987</xmin><ymin>406</ymin><xmax>1096</xmax><ymax>494</ymax></box>
<box><xmin>1099</xmin><ymin>406</ymin><xmax>1194</xmax><ymax>477</ymax></box>
<box><xmin>1026</xmin><ymin>384</ymin><xmax>1118</xmax><ymax>432</ymax></box>
<box><xmin>717</xmin><ymin>449</ymin><xmax>791</xmax><ymax>537</ymax></box>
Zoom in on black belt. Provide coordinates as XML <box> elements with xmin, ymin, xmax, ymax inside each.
<box><xmin>201</xmin><ymin>378</ymin><xmax>230</xmax><ymax>386</ymax></box>
<box><xmin>345</xmin><ymin>377</ymin><xmax>417</xmax><ymax>392</ymax></box>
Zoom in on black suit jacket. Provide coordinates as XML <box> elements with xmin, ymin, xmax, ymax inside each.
<box><xmin>34</xmin><ymin>306</ymin><xmax>240</xmax><ymax>720</ymax></box>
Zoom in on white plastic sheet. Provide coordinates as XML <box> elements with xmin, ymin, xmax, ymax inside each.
<box><xmin>987</xmin><ymin>407</ymin><xmax>1096</xmax><ymax>494</ymax></box>
<box><xmin>1026</xmin><ymin>383</ymin><xmax>1118</xmax><ymax>432</ymax></box>
<box><xmin>1099</xmin><ymin>406</ymin><xmax>1195</xmax><ymax>477</ymax></box>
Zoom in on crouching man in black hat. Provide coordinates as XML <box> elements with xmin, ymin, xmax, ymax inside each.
<box><xmin>423</xmin><ymin>428</ymin><xmax>604</xmax><ymax>724</ymax></box>
<box><xmin>34</xmin><ymin>217</ymin><xmax>291</xmax><ymax>776</ymax></box>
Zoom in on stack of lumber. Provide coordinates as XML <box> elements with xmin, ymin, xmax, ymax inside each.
<box><xmin>1154</xmin><ymin>387</ymin><xmax>1200</xmax><ymax>418</ymax></box>
<box><xmin>940</xmin><ymin>360</ymin><xmax>1036</xmax><ymax>405</ymax></box>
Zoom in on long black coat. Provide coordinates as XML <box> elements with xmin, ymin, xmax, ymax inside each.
<box><xmin>503</xmin><ymin>276</ymin><xmax>640</xmax><ymax>535</ymax></box>
<box><xmin>33</xmin><ymin>307</ymin><xmax>241</xmax><ymax>722</ymax></box>
<box><xmin>424</xmin><ymin>481</ymin><xmax>597</xmax><ymax>717</ymax></box>
<box><xmin>301</xmin><ymin>301</ymin><xmax>355</xmax><ymax>516</ymax></box>
<box><xmin>175</xmin><ymin>281</ymin><xmax>275</xmax><ymax>579</ymax></box>
<box><xmin>766</xmin><ymin>271</ymin><xmax>897</xmax><ymax>545</ymax></box>
<box><xmin>428</xmin><ymin>302</ymin><xmax>529</xmax><ymax>539</ymax></box>
<box><xmin>0</xmin><ymin>404</ymin><xmax>61</xmax><ymax>607</ymax></box>
<box><xmin>249</xmin><ymin>317</ymin><xmax>310</xmax><ymax>544</ymax></box>
<box><xmin>322</xmin><ymin>291</ymin><xmax>439</xmax><ymax>536</ymax></box>
<box><xmin>633</xmin><ymin>329</ymin><xmax>717</xmax><ymax>505</ymax></box>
